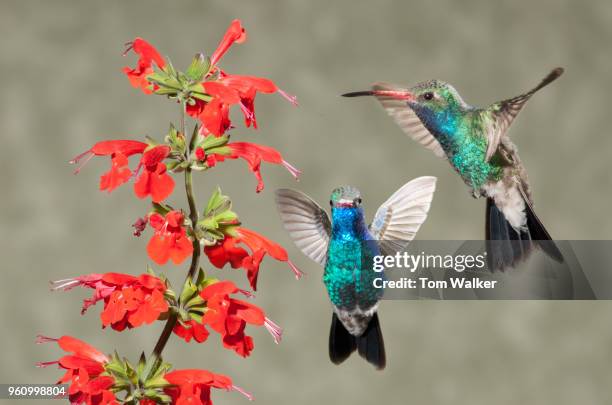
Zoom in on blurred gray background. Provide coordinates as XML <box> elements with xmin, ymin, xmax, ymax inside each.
<box><xmin>2</xmin><ymin>0</ymin><xmax>612</xmax><ymax>404</ymax></box>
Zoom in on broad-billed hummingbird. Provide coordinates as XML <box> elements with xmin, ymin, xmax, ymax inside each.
<box><xmin>275</xmin><ymin>177</ymin><xmax>437</xmax><ymax>369</ymax></box>
<box><xmin>342</xmin><ymin>68</ymin><xmax>565</xmax><ymax>270</ymax></box>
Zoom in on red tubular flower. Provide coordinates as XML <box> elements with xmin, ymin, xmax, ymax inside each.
<box><xmin>164</xmin><ymin>369</ymin><xmax>252</xmax><ymax>405</ymax></box>
<box><xmin>204</xmin><ymin>227</ymin><xmax>302</xmax><ymax>291</ymax></box>
<box><xmin>70</xmin><ymin>140</ymin><xmax>148</xmax><ymax>193</ymax></box>
<box><xmin>123</xmin><ymin>38</ymin><xmax>166</xmax><ymax>94</ymax></box>
<box><xmin>51</xmin><ymin>273</ymin><xmax>169</xmax><ymax>331</ymax></box>
<box><xmin>200</xmin><ymin>281</ymin><xmax>281</xmax><ymax>357</ymax></box>
<box><xmin>219</xmin><ymin>74</ymin><xmax>298</xmax><ymax>127</ymax></box>
<box><xmin>36</xmin><ymin>335</ymin><xmax>117</xmax><ymax>405</ymax></box>
<box><xmin>133</xmin><ymin>145</ymin><xmax>175</xmax><ymax>202</ymax></box>
<box><xmin>210</xmin><ymin>20</ymin><xmax>247</xmax><ymax>68</ymax></box>
<box><xmin>147</xmin><ymin>210</ymin><xmax>193</xmax><ymax>265</ymax></box>
<box><xmin>210</xmin><ymin>142</ymin><xmax>300</xmax><ymax>193</ymax></box>
<box><xmin>184</xmin><ymin>19</ymin><xmax>296</xmax><ymax>137</ymax></box>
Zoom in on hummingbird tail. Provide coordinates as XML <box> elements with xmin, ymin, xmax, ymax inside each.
<box><xmin>329</xmin><ymin>312</ymin><xmax>357</xmax><ymax>365</ymax></box>
<box><xmin>356</xmin><ymin>313</ymin><xmax>386</xmax><ymax>370</ymax></box>
<box><xmin>485</xmin><ymin>198</ymin><xmax>564</xmax><ymax>271</ymax></box>
<box><xmin>328</xmin><ymin>312</ymin><xmax>386</xmax><ymax>370</ymax></box>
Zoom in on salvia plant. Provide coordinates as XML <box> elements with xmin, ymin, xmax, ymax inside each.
<box><xmin>37</xmin><ymin>19</ymin><xmax>302</xmax><ymax>405</ymax></box>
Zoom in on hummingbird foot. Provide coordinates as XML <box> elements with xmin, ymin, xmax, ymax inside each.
<box><xmin>264</xmin><ymin>317</ymin><xmax>283</xmax><ymax>344</ymax></box>
<box><xmin>287</xmin><ymin>260</ymin><xmax>304</xmax><ymax>280</ymax></box>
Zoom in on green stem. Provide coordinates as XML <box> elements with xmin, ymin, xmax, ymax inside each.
<box><xmin>144</xmin><ymin>100</ymin><xmax>200</xmax><ymax>380</ymax></box>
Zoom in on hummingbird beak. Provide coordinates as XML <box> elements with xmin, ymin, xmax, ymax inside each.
<box><xmin>341</xmin><ymin>89</ymin><xmax>415</xmax><ymax>101</ymax></box>
<box><xmin>335</xmin><ymin>199</ymin><xmax>355</xmax><ymax>208</ymax></box>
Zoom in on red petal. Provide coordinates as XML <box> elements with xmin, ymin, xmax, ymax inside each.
<box><xmin>203</xmin><ymin>82</ymin><xmax>241</xmax><ymax>105</ymax></box>
<box><xmin>164</xmin><ymin>369</ymin><xmax>216</xmax><ymax>386</ymax></box>
<box><xmin>169</xmin><ymin>232</ymin><xmax>194</xmax><ymax>265</ymax></box>
<box><xmin>57</xmin><ymin>336</ymin><xmax>108</xmax><ymax>364</ymax></box>
<box><xmin>141</xmin><ymin>145</ymin><xmax>171</xmax><ymax>168</ymax></box>
<box><xmin>200</xmin><ymin>280</ymin><xmax>239</xmax><ymax>300</ymax></box>
<box><xmin>149</xmin><ymin>166</ymin><xmax>175</xmax><ymax>203</ymax></box>
<box><xmin>202</xmin><ymin>98</ymin><xmax>231</xmax><ymax>136</ymax></box>
<box><xmin>147</xmin><ymin>235</ymin><xmax>172</xmax><ymax>265</ymax></box>
<box><xmin>210</xmin><ymin>20</ymin><xmax>247</xmax><ymax>67</ymax></box>
<box><xmin>101</xmin><ymin>273</ymin><xmax>138</xmax><ymax>286</ymax></box>
<box><xmin>220</xmin><ymin>74</ymin><xmax>277</xmax><ymax>94</ymax></box>
<box><xmin>99</xmin><ymin>153</ymin><xmax>131</xmax><ymax>192</ymax></box>
<box><xmin>130</xmin><ymin>38</ymin><xmax>166</xmax><ymax>69</ymax></box>
<box><xmin>237</xmin><ymin>227</ymin><xmax>288</xmax><ymax>261</ymax></box>
<box><xmin>89</xmin><ymin>140</ymin><xmax>147</xmax><ymax>157</ymax></box>
<box><xmin>133</xmin><ymin>164</ymin><xmax>175</xmax><ymax>202</ymax></box>
<box><xmin>232</xmin><ymin>299</ymin><xmax>265</xmax><ymax>326</ymax></box>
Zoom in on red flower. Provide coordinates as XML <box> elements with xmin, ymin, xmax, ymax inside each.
<box><xmin>219</xmin><ymin>74</ymin><xmax>297</xmax><ymax>127</ymax></box>
<box><xmin>147</xmin><ymin>210</ymin><xmax>194</xmax><ymax>265</ymax></box>
<box><xmin>70</xmin><ymin>140</ymin><xmax>147</xmax><ymax>193</ymax></box>
<box><xmin>210</xmin><ymin>142</ymin><xmax>300</xmax><ymax>193</ymax></box>
<box><xmin>123</xmin><ymin>38</ymin><xmax>166</xmax><ymax>94</ymax></box>
<box><xmin>210</xmin><ymin>20</ymin><xmax>247</xmax><ymax>68</ymax></box>
<box><xmin>133</xmin><ymin>145</ymin><xmax>175</xmax><ymax>202</ymax></box>
<box><xmin>51</xmin><ymin>273</ymin><xmax>169</xmax><ymax>331</ymax></box>
<box><xmin>164</xmin><ymin>368</ymin><xmax>252</xmax><ymax>405</ymax></box>
<box><xmin>200</xmin><ymin>281</ymin><xmax>281</xmax><ymax>357</ymax></box>
<box><xmin>185</xmin><ymin>19</ymin><xmax>297</xmax><ymax>137</ymax></box>
<box><xmin>36</xmin><ymin>335</ymin><xmax>117</xmax><ymax>405</ymax></box>
<box><xmin>173</xmin><ymin>319</ymin><xmax>210</xmax><ymax>343</ymax></box>
<box><xmin>204</xmin><ymin>228</ymin><xmax>302</xmax><ymax>290</ymax></box>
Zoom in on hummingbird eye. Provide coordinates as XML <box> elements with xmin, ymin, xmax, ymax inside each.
<box><xmin>423</xmin><ymin>92</ymin><xmax>434</xmax><ymax>101</ymax></box>
<box><xmin>355</xmin><ymin>198</ymin><xmax>362</xmax><ymax>206</ymax></box>
<box><xmin>329</xmin><ymin>200</ymin><xmax>333</xmax><ymax>207</ymax></box>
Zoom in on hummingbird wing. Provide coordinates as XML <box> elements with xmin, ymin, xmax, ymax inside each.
<box><xmin>275</xmin><ymin>189</ymin><xmax>331</xmax><ymax>266</ymax></box>
<box><xmin>484</xmin><ymin>67</ymin><xmax>564</xmax><ymax>162</ymax></box>
<box><xmin>369</xmin><ymin>176</ymin><xmax>437</xmax><ymax>256</ymax></box>
<box><xmin>371</xmin><ymin>82</ymin><xmax>447</xmax><ymax>159</ymax></box>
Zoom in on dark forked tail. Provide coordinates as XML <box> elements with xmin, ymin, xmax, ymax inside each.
<box><xmin>486</xmin><ymin>198</ymin><xmax>564</xmax><ymax>271</ymax></box>
<box><xmin>329</xmin><ymin>312</ymin><xmax>386</xmax><ymax>370</ymax></box>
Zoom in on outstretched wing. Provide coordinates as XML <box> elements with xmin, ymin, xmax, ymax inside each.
<box><xmin>371</xmin><ymin>82</ymin><xmax>447</xmax><ymax>159</ymax></box>
<box><xmin>275</xmin><ymin>189</ymin><xmax>331</xmax><ymax>266</ymax></box>
<box><xmin>485</xmin><ymin>67</ymin><xmax>564</xmax><ymax>161</ymax></box>
<box><xmin>369</xmin><ymin>176</ymin><xmax>437</xmax><ymax>256</ymax></box>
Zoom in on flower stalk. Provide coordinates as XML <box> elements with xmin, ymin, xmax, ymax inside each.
<box><xmin>145</xmin><ymin>100</ymin><xmax>200</xmax><ymax>380</ymax></box>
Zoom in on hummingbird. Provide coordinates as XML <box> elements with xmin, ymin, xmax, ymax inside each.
<box><xmin>275</xmin><ymin>177</ymin><xmax>437</xmax><ymax>369</ymax></box>
<box><xmin>342</xmin><ymin>68</ymin><xmax>565</xmax><ymax>270</ymax></box>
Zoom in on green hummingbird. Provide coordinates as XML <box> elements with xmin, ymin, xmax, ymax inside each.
<box><xmin>275</xmin><ymin>177</ymin><xmax>437</xmax><ymax>369</ymax></box>
<box><xmin>342</xmin><ymin>68</ymin><xmax>565</xmax><ymax>270</ymax></box>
